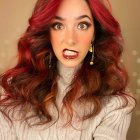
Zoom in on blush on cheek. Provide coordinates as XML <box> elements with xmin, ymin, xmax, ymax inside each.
<box><xmin>78</xmin><ymin>28</ymin><xmax>94</xmax><ymax>42</ymax></box>
<box><xmin>81</xmin><ymin>38</ymin><xmax>92</xmax><ymax>47</ymax></box>
<box><xmin>50</xmin><ymin>37</ymin><xmax>59</xmax><ymax>48</ymax></box>
<box><xmin>51</xmin><ymin>34</ymin><xmax>63</xmax><ymax>47</ymax></box>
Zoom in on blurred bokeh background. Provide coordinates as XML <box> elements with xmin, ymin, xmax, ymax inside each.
<box><xmin>0</xmin><ymin>0</ymin><xmax>140</xmax><ymax>139</ymax></box>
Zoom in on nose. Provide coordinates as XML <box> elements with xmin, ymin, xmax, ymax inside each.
<box><xmin>64</xmin><ymin>29</ymin><xmax>76</xmax><ymax>46</ymax></box>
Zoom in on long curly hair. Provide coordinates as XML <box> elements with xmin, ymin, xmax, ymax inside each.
<box><xmin>0</xmin><ymin>0</ymin><xmax>131</xmax><ymax>126</ymax></box>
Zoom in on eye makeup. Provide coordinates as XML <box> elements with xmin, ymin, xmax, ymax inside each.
<box><xmin>51</xmin><ymin>22</ymin><xmax>64</xmax><ymax>30</ymax></box>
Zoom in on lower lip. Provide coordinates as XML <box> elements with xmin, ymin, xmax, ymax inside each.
<box><xmin>63</xmin><ymin>53</ymin><xmax>79</xmax><ymax>59</ymax></box>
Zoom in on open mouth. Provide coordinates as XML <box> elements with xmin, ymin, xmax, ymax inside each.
<box><xmin>63</xmin><ymin>49</ymin><xmax>79</xmax><ymax>59</ymax></box>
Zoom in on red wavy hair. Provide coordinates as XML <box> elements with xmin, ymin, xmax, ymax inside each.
<box><xmin>0</xmin><ymin>0</ymin><xmax>131</xmax><ymax>126</ymax></box>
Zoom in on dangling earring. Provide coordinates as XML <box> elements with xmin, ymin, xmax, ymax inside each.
<box><xmin>89</xmin><ymin>43</ymin><xmax>94</xmax><ymax>65</ymax></box>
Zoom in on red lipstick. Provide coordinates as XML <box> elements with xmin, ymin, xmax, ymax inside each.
<box><xmin>63</xmin><ymin>49</ymin><xmax>79</xmax><ymax>59</ymax></box>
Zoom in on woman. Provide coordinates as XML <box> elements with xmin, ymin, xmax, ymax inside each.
<box><xmin>0</xmin><ymin>0</ymin><xmax>135</xmax><ymax>139</ymax></box>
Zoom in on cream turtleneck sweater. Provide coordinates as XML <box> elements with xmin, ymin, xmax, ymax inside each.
<box><xmin>0</xmin><ymin>62</ymin><xmax>135</xmax><ymax>140</ymax></box>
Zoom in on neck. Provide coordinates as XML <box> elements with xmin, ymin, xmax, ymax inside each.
<box><xmin>57</xmin><ymin>61</ymin><xmax>82</xmax><ymax>85</ymax></box>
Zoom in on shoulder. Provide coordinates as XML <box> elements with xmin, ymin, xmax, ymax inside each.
<box><xmin>93</xmin><ymin>91</ymin><xmax>135</xmax><ymax>140</ymax></box>
<box><xmin>102</xmin><ymin>90</ymin><xmax>135</xmax><ymax>115</ymax></box>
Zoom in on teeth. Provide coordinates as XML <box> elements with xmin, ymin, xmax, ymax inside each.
<box><xmin>63</xmin><ymin>49</ymin><xmax>77</xmax><ymax>56</ymax></box>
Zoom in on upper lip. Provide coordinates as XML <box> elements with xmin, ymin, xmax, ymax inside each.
<box><xmin>63</xmin><ymin>48</ymin><xmax>78</xmax><ymax>53</ymax></box>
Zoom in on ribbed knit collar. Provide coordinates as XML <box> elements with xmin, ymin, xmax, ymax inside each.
<box><xmin>57</xmin><ymin>61</ymin><xmax>82</xmax><ymax>85</ymax></box>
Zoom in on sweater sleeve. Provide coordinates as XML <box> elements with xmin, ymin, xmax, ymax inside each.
<box><xmin>0</xmin><ymin>111</ymin><xmax>17</xmax><ymax>140</ymax></box>
<box><xmin>93</xmin><ymin>94</ymin><xmax>135</xmax><ymax>140</ymax></box>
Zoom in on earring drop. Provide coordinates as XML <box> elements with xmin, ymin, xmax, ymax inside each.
<box><xmin>89</xmin><ymin>45</ymin><xmax>93</xmax><ymax>53</ymax></box>
<box><xmin>89</xmin><ymin>43</ymin><xmax>94</xmax><ymax>65</ymax></box>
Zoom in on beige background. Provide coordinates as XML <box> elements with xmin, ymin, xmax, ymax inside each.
<box><xmin>0</xmin><ymin>0</ymin><xmax>140</xmax><ymax>139</ymax></box>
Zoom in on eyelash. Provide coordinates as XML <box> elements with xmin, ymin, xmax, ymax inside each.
<box><xmin>50</xmin><ymin>21</ymin><xmax>92</xmax><ymax>30</ymax></box>
<box><xmin>51</xmin><ymin>22</ymin><xmax>64</xmax><ymax>30</ymax></box>
<box><xmin>78</xmin><ymin>22</ymin><xmax>92</xmax><ymax>30</ymax></box>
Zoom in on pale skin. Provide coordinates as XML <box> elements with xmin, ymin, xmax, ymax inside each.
<box><xmin>50</xmin><ymin>0</ymin><xmax>95</xmax><ymax>68</ymax></box>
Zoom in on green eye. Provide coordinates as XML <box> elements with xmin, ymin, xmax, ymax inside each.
<box><xmin>78</xmin><ymin>22</ymin><xmax>91</xmax><ymax>30</ymax></box>
<box><xmin>51</xmin><ymin>22</ymin><xmax>64</xmax><ymax>30</ymax></box>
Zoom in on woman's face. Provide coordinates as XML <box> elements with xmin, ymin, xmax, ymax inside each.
<box><xmin>50</xmin><ymin>0</ymin><xmax>95</xmax><ymax>68</ymax></box>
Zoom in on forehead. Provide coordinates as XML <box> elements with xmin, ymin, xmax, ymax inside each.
<box><xmin>55</xmin><ymin>0</ymin><xmax>92</xmax><ymax>18</ymax></box>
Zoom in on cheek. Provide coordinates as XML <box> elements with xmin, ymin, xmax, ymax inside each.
<box><xmin>79</xmin><ymin>34</ymin><xmax>93</xmax><ymax>55</ymax></box>
<box><xmin>80</xmin><ymin>36</ymin><xmax>92</xmax><ymax>48</ymax></box>
<box><xmin>78</xmin><ymin>30</ymin><xmax>94</xmax><ymax>46</ymax></box>
<box><xmin>50</xmin><ymin>31</ymin><xmax>62</xmax><ymax>46</ymax></box>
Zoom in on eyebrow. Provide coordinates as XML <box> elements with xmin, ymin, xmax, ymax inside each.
<box><xmin>53</xmin><ymin>15</ymin><xmax>92</xmax><ymax>21</ymax></box>
<box><xmin>77</xmin><ymin>15</ymin><xmax>92</xmax><ymax>21</ymax></box>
